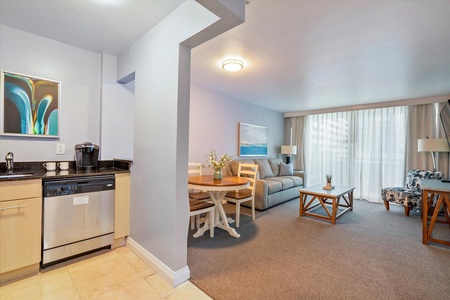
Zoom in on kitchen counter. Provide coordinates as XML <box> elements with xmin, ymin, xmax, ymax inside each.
<box><xmin>0</xmin><ymin>159</ymin><xmax>131</xmax><ymax>181</ymax></box>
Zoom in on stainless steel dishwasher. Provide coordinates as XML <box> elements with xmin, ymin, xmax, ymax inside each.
<box><xmin>42</xmin><ymin>175</ymin><xmax>115</xmax><ymax>267</ymax></box>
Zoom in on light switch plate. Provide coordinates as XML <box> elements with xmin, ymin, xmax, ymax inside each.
<box><xmin>56</xmin><ymin>143</ymin><xmax>65</xmax><ymax>155</ymax></box>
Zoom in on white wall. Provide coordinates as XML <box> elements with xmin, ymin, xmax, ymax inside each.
<box><xmin>116</xmin><ymin>0</ymin><xmax>245</xmax><ymax>286</ymax></box>
<box><xmin>116</xmin><ymin>0</ymin><xmax>225</xmax><ymax>285</ymax></box>
<box><xmin>0</xmin><ymin>25</ymin><xmax>101</xmax><ymax>161</ymax></box>
<box><xmin>189</xmin><ymin>85</ymin><xmax>285</xmax><ymax>164</ymax></box>
<box><xmin>100</xmin><ymin>53</ymin><xmax>134</xmax><ymax>160</ymax></box>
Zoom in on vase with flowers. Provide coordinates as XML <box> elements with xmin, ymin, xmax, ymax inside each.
<box><xmin>201</xmin><ymin>150</ymin><xmax>232</xmax><ymax>180</ymax></box>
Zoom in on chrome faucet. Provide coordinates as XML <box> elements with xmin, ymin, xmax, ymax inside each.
<box><xmin>5</xmin><ymin>152</ymin><xmax>14</xmax><ymax>174</ymax></box>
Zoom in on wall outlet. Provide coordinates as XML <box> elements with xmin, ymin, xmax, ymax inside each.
<box><xmin>56</xmin><ymin>143</ymin><xmax>65</xmax><ymax>155</ymax></box>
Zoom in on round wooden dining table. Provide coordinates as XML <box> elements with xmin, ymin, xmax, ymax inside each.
<box><xmin>188</xmin><ymin>175</ymin><xmax>250</xmax><ymax>238</ymax></box>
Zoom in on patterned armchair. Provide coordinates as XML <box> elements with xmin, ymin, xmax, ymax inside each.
<box><xmin>381</xmin><ymin>169</ymin><xmax>444</xmax><ymax>216</ymax></box>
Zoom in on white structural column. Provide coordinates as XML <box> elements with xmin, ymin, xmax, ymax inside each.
<box><xmin>117</xmin><ymin>0</ymin><xmax>246</xmax><ymax>287</ymax></box>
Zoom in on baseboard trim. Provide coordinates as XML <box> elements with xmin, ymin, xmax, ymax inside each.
<box><xmin>126</xmin><ymin>238</ymin><xmax>190</xmax><ymax>287</ymax></box>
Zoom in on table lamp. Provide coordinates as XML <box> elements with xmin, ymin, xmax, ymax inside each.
<box><xmin>418</xmin><ymin>138</ymin><xmax>450</xmax><ymax>172</ymax></box>
<box><xmin>281</xmin><ymin>145</ymin><xmax>297</xmax><ymax>164</ymax></box>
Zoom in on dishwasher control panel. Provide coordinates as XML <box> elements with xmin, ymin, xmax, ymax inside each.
<box><xmin>45</xmin><ymin>185</ymin><xmax>78</xmax><ymax>197</ymax></box>
<box><xmin>43</xmin><ymin>175</ymin><xmax>115</xmax><ymax>197</ymax></box>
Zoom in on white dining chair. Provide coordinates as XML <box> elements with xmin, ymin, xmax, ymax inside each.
<box><xmin>188</xmin><ymin>162</ymin><xmax>209</xmax><ymax>200</ymax></box>
<box><xmin>224</xmin><ymin>163</ymin><xmax>259</xmax><ymax>227</ymax></box>
<box><xmin>188</xmin><ymin>162</ymin><xmax>210</xmax><ymax>229</ymax></box>
<box><xmin>189</xmin><ymin>198</ymin><xmax>215</xmax><ymax>237</ymax></box>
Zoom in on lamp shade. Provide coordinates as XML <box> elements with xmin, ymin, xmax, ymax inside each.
<box><xmin>418</xmin><ymin>138</ymin><xmax>450</xmax><ymax>152</ymax></box>
<box><xmin>281</xmin><ymin>145</ymin><xmax>297</xmax><ymax>155</ymax></box>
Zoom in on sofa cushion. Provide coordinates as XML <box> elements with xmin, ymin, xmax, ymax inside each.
<box><xmin>268</xmin><ymin>158</ymin><xmax>282</xmax><ymax>177</ymax></box>
<box><xmin>265</xmin><ymin>177</ymin><xmax>294</xmax><ymax>189</ymax></box>
<box><xmin>264</xmin><ymin>179</ymin><xmax>283</xmax><ymax>194</ymax></box>
<box><xmin>254</xmin><ymin>159</ymin><xmax>274</xmax><ymax>179</ymax></box>
<box><xmin>281</xmin><ymin>177</ymin><xmax>294</xmax><ymax>189</ymax></box>
<box><xmin>381</xmin><ymin>187</ymin><xmax>422</xmax><ymax>208</ymax></box>
<box><xmin>285</xmin><ymin>175</ymin><xmax>303</xmax><ymax>186</ymax></box>
<box><xmin>279</xmin><ymin>162</ymin><xmax>293</xmax><ymax>176</ymax></box>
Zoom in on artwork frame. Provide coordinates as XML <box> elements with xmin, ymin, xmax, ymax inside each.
<box><xmin>1</xmin><ymin>70</ymin><xmax>60</xmax><ymax>138</ymax></box>
<box><xmin>239</xmin><ymin>122</ymin><xmax>268</xmax><ymax>157</ymax></box>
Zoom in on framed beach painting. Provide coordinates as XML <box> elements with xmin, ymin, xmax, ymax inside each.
<box><xmin>239</xmin><ymin>122</ymin><xmax>268</xmax><ymax>156</ymax></box>
<box><xmin>1</xmin><ymin>71</ymin><xmax>60</xmax><ymax>138</ymax></box>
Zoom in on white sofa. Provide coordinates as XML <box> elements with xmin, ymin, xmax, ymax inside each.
<box><xmin>224</xmin><ymin>158</ymin><xmax>305</xmax><ymax>210</ymax></box>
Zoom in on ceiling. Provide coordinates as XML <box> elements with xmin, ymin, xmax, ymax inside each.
<box><xmin>0</xmin><ymin>0</ymin><xmax>185</xmax><ymax>56</ymax></box>
<box><xmin>1</xmin><ymin>0</ymin><xmax>450</xmax><ymax>114</ymax></box>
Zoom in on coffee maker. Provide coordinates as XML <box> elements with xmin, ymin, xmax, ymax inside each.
<box><xmin>75</xmin><ymin>142</ymin><xmax>99</xmax><ymax>171</ymax></box>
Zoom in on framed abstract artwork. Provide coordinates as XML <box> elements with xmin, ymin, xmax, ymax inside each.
<box><xmin>1</xmin><ymin>71</ymin><xmax>60</xmax><ymax>138</ymax></box>
<box><xmin>239</xmin><ymin>122</ymin><xmax>268</xmax><ymax>156</ymax></box>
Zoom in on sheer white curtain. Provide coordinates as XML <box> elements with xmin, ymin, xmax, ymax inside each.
<box><xmin>353</xmin><ymin>107</ymin><xmax>407</xmax><ymax>202</ymax></box>
<box><xmin>304</xmin><ymin>107</ymin><xmax>407</xmax><ymax>203</ymax></box>
<box><xmin>304</xmin><ymin>111</ymin><xmax>353</xmax><ymax>188</ymax></box>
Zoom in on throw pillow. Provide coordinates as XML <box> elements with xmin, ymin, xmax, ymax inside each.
<box><xmin>268</xmin><ymin>159</ymin><xmax>282</xmax><ymax>177</ymax></box>
<box><xmin>279</xmin><ymin>162</ymin><xmax>294</xmax><ymax>176</ymax></box>
<box><xmin>254</xmin><ymin>159</ymin><xmax>274</xmax><ymax>179</ymax></box>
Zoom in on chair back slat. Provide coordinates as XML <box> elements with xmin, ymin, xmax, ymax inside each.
<box><xmin>188</xmin><ymin>162</ymin><xmax>202</xmax><ymax>176</ymax></box>
<box><xmin>237</xmin><ymin>163</ymin><xmax>259</xmax><ymax>194</ymax></box>
<box><xmin>188</xmin><ymin>162</ymin><xmax>210</xmax><ymax>199</ymax></box>
<box><xmin>224</xmin><ymin>163</ymin><xmax>259</xmax><ymax>228</ymax></box>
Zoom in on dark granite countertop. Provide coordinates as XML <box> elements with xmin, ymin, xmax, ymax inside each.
<box><xmin>0</xmin><ymin>159</ymin><xmax>131</xmax><ymax>182</ymax></box>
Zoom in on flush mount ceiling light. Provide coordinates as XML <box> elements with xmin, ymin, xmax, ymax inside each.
<box><xmin>222</xmin><ymin>59</ymin><xmax>244</xmax><ymax>72</ymax></box>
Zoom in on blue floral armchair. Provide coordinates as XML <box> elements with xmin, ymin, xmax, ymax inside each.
<box><xmin>381</xmin><ymin>169</ymin><xmax>444</xmax><ymax>216</ymax></box>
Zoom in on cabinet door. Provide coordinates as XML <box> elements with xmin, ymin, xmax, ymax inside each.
<box><xmin>0</xmin><ymin>197</ymin><xmax>42</xmax><ymax>273</ymax></box>
<box><xmin>115</xmin><ymin>173</ymin><xmax>130</xmax><ymax>239</ymax></box>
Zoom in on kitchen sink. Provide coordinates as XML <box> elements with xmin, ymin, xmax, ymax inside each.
<box><xmin>0</xmin><ymin>172</ymin><xmax>35</xmax><ymax>179</ymax></box>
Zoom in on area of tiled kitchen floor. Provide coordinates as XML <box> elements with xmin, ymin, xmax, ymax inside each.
<box><xmin>0</xmin><ymin>246</ymin><xmax>211</xmax><ymax>300</ymax></box>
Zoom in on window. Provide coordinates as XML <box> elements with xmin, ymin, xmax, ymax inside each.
<box><xmin>304</xmin><ymin>106</ymin><xmax>407</xmax><ymax>202</ymax></box>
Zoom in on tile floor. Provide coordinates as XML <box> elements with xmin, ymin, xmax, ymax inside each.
<box><xmin>0</xmin><ymin>246</ymin><xmax>211</xmax><ymax>300</ymax></box>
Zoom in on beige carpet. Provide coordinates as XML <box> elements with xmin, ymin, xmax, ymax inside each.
<box><xmin>187</xmin><ymin>199</ymin><xmax>450</xmax><ymax>300</ymax></box>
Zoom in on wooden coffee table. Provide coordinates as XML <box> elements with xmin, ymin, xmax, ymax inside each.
<box><xmin>299</xmin><ymin>184</ymin><xmax>354</xmax><ymax>224</ymax></box>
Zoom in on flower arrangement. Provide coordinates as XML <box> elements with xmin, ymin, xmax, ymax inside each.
<box><xmin>326</xmin><ymin>174</ymin><xmax>332</xmax><ymax>184</ymax></box>
<box><xmin>201</xmin><ymin>150</ymin><xmax>232</xmax><ymax>171</ymax></box>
